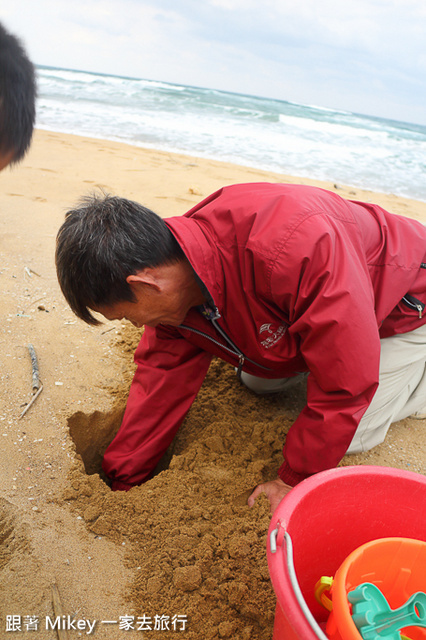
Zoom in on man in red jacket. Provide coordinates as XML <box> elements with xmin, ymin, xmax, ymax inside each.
<box><xmin>56</xmin><ymin>183</ymin><xmax>426</xmax><ymax>512</ymax></box>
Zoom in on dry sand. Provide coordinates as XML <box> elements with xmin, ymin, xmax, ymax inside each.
<box><xmin>0</xmin><ymin>129</ymin><xmax>425</xmax><ymax>639</ymax></box>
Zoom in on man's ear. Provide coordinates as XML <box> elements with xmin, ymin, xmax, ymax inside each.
<box><xmin>126</xmin><ymin>270</ymin><xmax>161</xmax><ymax>292</ymax></box>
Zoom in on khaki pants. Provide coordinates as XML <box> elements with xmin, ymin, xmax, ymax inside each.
<box><xmin>240</xmin><ymin>324</ymin><xmax>426</xmax><ymax>454</ymax></box>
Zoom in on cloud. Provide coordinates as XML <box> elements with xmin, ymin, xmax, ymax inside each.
<box><xmin>2</xmin><ymin>0</ymin><xmax>426</xmax><ymax>124</ymax></box>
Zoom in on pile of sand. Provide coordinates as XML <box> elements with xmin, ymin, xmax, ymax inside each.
<box><xmin>0</xmin><ymin>130</ymin><xmax>424</xmax><ymax>640</ymax></box>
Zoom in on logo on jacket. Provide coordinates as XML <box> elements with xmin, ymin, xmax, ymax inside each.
<box><xmin>259</xmin><ymin>322</ymin><xmax>287</xmax><ymax>349</ymax></box>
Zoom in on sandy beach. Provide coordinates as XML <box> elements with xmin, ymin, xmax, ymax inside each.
<box><xmin>0</xmin><ymin>129</ymin><xmax>425</xmax><ymax>639</ymax></box>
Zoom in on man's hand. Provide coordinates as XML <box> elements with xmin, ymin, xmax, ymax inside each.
<box><xmin>248</xmin><ymin>478</ymin><xmax>293</xmax><ymax>514</ymax></box>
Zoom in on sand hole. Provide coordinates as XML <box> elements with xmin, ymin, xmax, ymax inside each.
<box><xmin>68</xmin><ymin>406</ymin><xmax>174</xmax><ymax>482</ymax></box>
<box><xmin>68</xmin><ymin>407</ymin><xmax>124</xmax><ymax>478</ymax></box>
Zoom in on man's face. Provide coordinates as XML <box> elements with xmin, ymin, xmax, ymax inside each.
<box><xmin>94</xmin><ymin>262</ymin><xmax>205</xmax><ymax>329</ymax></box>
<box><xmin>96</xmin><ymin>285</ymin><xmax>192</xmax><ymax>329</ymax></box>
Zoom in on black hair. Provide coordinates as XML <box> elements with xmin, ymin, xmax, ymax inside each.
<box><xmin>56</xmin><ymin>193</ymin><xmax>185</xmax><ymax>325</ymax></box>
<box><xmin>0</xmin><ymin>22</ymin><xmax>36</xmax><ymax>163</ymax></box>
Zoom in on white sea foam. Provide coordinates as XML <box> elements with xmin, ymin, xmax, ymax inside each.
<box><xmin>35</xmin><ymin>65</ymin><xmax>426</xmax><ymax>202</ymax></box>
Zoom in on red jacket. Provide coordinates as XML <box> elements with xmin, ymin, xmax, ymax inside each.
<box><xmin>103</xmin><ymin>183</ymin><xmax>426</xmax><ymax>490</ymax></box>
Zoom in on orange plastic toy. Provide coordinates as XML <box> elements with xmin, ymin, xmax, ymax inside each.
<box><xmin>317</xmin><ymin>537</ymin><xmax>426</xmax><ymax>640</ymax></box>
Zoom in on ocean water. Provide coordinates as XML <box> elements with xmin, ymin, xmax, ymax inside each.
<box><xmin>36</xmin><ymin>65</ymin><xmax>426</xmax><ymax>202</ymax></box>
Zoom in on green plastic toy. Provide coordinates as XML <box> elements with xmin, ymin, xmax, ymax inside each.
<box><xmin>348</xmin><ymin>582</ymin><xmax>426</xmax><ymax>640</ymax></box>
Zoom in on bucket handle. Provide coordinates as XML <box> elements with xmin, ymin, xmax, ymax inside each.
<box><xmin>270</xmin><ymin>526</ymin><xmax>329</xmax><ymax>640</ymax></box>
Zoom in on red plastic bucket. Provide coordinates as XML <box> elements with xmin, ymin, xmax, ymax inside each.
<box><xmin>267</xmin><ymin>466</ymin><xmax>426</xmax><ymax>640</ymax></box>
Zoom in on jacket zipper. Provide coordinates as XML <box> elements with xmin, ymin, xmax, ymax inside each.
<box><xmin>179</xmin><ymin>306</ymin><xmax>272</xmax><ymax>377</ymax></box>
<box><xmin>401</xmin><ymin>262</ymin><xmax>426</xmax><ymax>318</ymax></box>
<box><xmin>210</xmin><ymin>315</ymin><xmax>254</xmax><ymax>378</ymax></box>
<box><xmin>402</xmin><ymin>294</ymin><xmax>425</xmax><ymax>319</ymax></box>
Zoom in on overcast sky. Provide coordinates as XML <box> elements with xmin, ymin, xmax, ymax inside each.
<box><xmin>2</xmin><ymin>0</ymin><xmax>426</xmax><ymax>126</ymax></box>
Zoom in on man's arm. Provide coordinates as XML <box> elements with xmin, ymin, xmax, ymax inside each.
<box><xmin>249</xmin><ymin>214</ymin><xmax>382</xmax><ymax>512</ymax></box>
<box><xmin>102</xmin><ymin>325</ymin><xmax>212</xmax><ymax>490</ymax></box>
<box><xmin>273</xmin><ymin>213</ymin><xmax>381</xmax><ymax>487</ymax></box>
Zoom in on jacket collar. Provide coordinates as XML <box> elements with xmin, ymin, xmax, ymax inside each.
<box><xmin>165</xmin><ymin>215</ymin><xmax>223</xmax><ymax>312</ymax></box>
